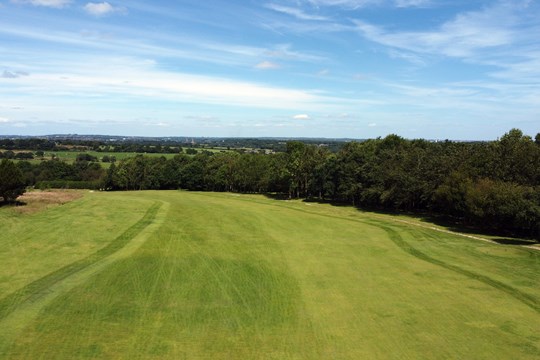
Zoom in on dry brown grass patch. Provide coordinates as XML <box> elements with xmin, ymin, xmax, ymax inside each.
<box><xmin>14</xmin><ymin>190</ymin><xmax>84</xmax><ymax>214</ymax></box>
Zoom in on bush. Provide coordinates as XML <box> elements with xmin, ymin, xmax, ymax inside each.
<box><xmin>76</xmin><ymin>153</ymin><xmax>98</xmax><ymax>162</ymax></box>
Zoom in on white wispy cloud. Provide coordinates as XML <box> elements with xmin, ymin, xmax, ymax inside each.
<box><xmin>353</xmin><ymin>1</ymin><xmax>540</xmax><ymax>84</ymax></box>
<box><xmin>150</xmin><ymin>121</ymin><xmax>170</xmax><ymax>127</ymax></box>
<box><xmin>84</xmin><ymin>2</ymin><xmax>125</xmax><ymax>16</ymax></box>
<box><xmin>1</xmin><ymin>70</ymin><xmax>30</xmax><ymax>78</ymax></box>
<box><xmin>0</xmin><ymin>56</ymin><xmax>349</xmax><ymax>110</ymax></box>
<box><xmin>293</xmin><ymin>114</ymin><xmax>310</xmax><ymax>120</ymax></box>
<box><xmin>394</xmin><ymin>0</ymin><xmax>431</xmax><ymax>8</ymax></box>
<box><xmin>306</xmin><ymin>0</ymin><xmax>382</xmax><ymax>9</ymax></box>
<box><xmin>255</xmin><ymin>61</ymin><xmax>281</xmax><ymax>69</ymax></box>
<box><xmin>289</xmin><ymin>0</ymin><xmax>432</xmax><ymax>10</ymax></box>
<box><xmin>317</xmin><ymin>69</ymin><xmax>329</xmax><ymax>76</ymax></box>
<box><xmin>259</xmin><ymin>18</ymin><xmax>353</xmax><ymax>35</ymax></box>
<box><xmin>10</xmin><ymin>0</ymin><xmax>70</xmax><ymax>8</ymax></box>
<box><xmin>184</xmin><ymin>115</ymin><xmax>219</xmax><ymax>122</ymax></box>
<box><xmin>354</xmin><ymin>2</ymin><xmax>536</xmax><ymax>58</ymax></box>
<box><xmin>265</xmin><ymin>3</ymin><xmax>328</xmax><ymax>21</ymax></box>
<box><xmin>387</xmin><ymin>49</ymin><xmax>426</xmax><ymax>66</ymax></box>
<box><xmin>0</xmin><ymin>24</ymin><xmax>324</xmax><ymax>69</ymax></box>
<box><xmin>264</xmin><ymin>44</ymin><xmax>326</xmax><ymax>62</ymax></box>
<box><xmin>387</xmin><ymin>83</ymin><xmax>478</xmax><ymax>98</ymax></box>
<box><xmin>257</xmin><ymin>0</ymin><xmax>437</xmax><ymax>35</ymax></box>
<box><xmin>354</xmin><ymin>5</ymin><xmax>513</xmax><ymax>58</ymax></box>
<box><xmin>321</xmin><ymin>113</ymin><xmax>355</xmax><ymax>120</ymax></box>
<box><xmin>371</xmin><ymin>77</ymin><xmax>540</xmax><ymax>121</ymax></box>
<box><xmin>489</xmin><ymin>55</ymin><xmax>540</xmax><ymax>83</ymax></box>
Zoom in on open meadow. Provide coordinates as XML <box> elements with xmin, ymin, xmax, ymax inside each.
<box><xmin>0</xmin><ymin>190</ymin><xmax>538</xmax><ymax>359</ymax></box>
<box><xmin>10</xmin><ymin>151</ymin><xmax>180</xmax><ymax>168</ymax></box>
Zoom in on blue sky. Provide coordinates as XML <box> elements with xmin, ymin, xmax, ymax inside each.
<box><xmin>0</xmin><ymin>0</ymin><xmax>538</xmax><ymax>139</ymax></box>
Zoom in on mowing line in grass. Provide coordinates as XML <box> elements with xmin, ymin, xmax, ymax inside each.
<box><xmin>195</xmin><ymin>193</ymin><xmax>540</xmax><ymax>313</ymax></box>
<box><xmin>375</xmin><ymin>223</ymin><xmax>540</xmax><ymax>313</ymax></box>
<box><xmin>0</xmin><ymin>201</ymin><xmax>163</xmax><ymax>321</ymax></box>
<box><xmin>0</xmin><ymin>200</ymin><xmax>169</xmax><ymax>354</ymax></box>
<box><xmin>1</xmin><ymin>191</ymin><xmax>538</xmax><ymax>359</ymax></box>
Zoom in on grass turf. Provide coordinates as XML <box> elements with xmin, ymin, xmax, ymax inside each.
<box><xmin>0</xmin><ymin>191</ymin><xmax>538</xmax><ymax>359</ymax></box>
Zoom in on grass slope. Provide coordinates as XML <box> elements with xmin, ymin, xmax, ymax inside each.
<box><xmin>0</xmin><ymin>191</ymin><xmax>538</xmax><ymax>359</ymax></box>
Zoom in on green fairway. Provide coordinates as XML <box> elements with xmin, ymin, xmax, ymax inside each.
<box><xmin>0</xmin><ymin>191</ymin><xmax>538</xmax><ymax>359</ymax></box>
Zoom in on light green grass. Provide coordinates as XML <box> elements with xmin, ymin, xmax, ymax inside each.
<box><xmin>47</xmin><ymin>151</ymin><xmax>177</xmax><ymax>164</ymax></box>
<box><xmin>15</xmin><ymin>149</ymin><xmax>229</xmax><ymax>168</ymax></box>
<box><xmin>12</xmin><ymin>151</ymin><xmax>179</xmax><ymax>169</ymax></box>
<box><xmin>0</xmin><ymin>191</ymin><xmax>538</xmax><ymax>359</ymax></box>
<box><xmin>0</xmin><ymin>192</ymin><xmax>155</xmax><ymax>296</ymax></box>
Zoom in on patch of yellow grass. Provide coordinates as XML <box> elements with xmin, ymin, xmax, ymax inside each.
<box><xmin>14</xmin><ymin>190</ymin><xmax>84</xmax><ymax>214</ymax></box>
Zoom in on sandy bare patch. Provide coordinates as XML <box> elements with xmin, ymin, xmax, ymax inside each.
<box><xmin>14</xmin><ymin>190</ymin><xmax>84</xmax><ymax>214</ymax></box>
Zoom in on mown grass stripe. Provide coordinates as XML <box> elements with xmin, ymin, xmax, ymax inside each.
<box><xmin>195</xmin><ymin>193</ymin><xmax>540</xmax><ymax>313</ymax></box>
<box><xmin>1</xmin><ymin>191</ymin><xmax>538</xmax><ymax>359</ymax></box>
<box><xmin>377</xmin><ymin>223</ymin><xmax>540</xmax><ymax>313</ymax></box>
<box><xmin>0</xmin><ymin>201</ymin><xmax>162</xmax><ymax>320</ymax></box>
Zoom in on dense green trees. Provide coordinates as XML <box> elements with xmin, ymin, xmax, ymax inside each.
<box><xmin>0</xmin><ymin>159</ymin><xmax>26</xmax><ymax>203</ymax></box>
<box><xmin>8</xmin><ymin>129</ymin><xmax>539</xmax><ymax>238</ymax></box>
<box><xmin>13</xmin><ymin>158</ymin><xmax>105</xmax><ymax>190</ymax></box>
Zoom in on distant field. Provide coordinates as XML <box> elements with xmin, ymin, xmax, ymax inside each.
<box><xmin>0</xmin><ymin>191</ymin><xmax>538</xmax><ymax>359</ymax></box>
<box><xmin>17</xmin><ymin>151</ymin><xmax>178</xmax><ymax>166</ymax></box>
<box><xmin>10</xmin><ymin>148</ymin><xmax>231</xmax><ymax>166</ymax></box>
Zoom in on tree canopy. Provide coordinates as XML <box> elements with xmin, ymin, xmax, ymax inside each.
<box><xmin>0</xmin><ymin>159</ymin><xmax>26</xmax><ymax>203</ymax></box>
<box><xmin>11</xmin><ymin>129</ymin><xmax>540</xmax><ymax>239</ymax></box>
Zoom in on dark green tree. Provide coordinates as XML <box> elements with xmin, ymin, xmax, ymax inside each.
<box><xmin>286</xmin><ymin>142</ymin><xmax>320</xmax><ymax>198</ymax></box>
<box><xmin>336</xmin><ymin>141</ymin><xmax>366</xmax><ymax>205</ymax></box>
<box><xmin>432</xmin><ymin>171</ymin><xmax>472</xmax><ymax>216</ymax></box>
<box><xmin>0</xmin><ymin>159</ymin><xmax>26</xmax><ymax>203</ymax></box>
<box><xmin>162</xmin><ymin>154</ymin><xmax>190</xmax><ymax>189</ymax></box>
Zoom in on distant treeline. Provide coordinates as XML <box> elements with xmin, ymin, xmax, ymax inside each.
<box><xmin>0</xmin><ymin>150</ymin><xmax>36</xmax><ymax>160</ymax></box>
<box><xmin>0</xmin><ymin>138</ymin><xmax>184</xmax><ymax>154</ymax></box>
<box><xmin>11</xmin><ymin>129</ymin><xmax>540</xmax><ymax>239</ymax></box>
<box><xmin>0</xmin><ymin>136</ymin><xmax>347</xmax><ymax>153</ymax></box>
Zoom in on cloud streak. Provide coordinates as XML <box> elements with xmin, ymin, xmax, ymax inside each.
<box><xmin>84</xmin><ymin>2</ymin><xmax>125</xmax><ymax>16</ymax></box>
<box><xmin>0</xmin><ymin>56</ymin><xmax>349</xmax><ymax>111</ymax></box>
<box><xmin>255</xmin><ymin>61</ymin><xmax>281</xmax><ymax>69</ymax></box>
<box><xmin>394</xmin><ymin>0</ymin><xmax>431</xmax><ymax>8</ymax></box>
<box><xmin>1</xmin><ymin>70</ymin><xmax>30</xmax><ymax>78</ymax></box>
<box><xmin>354</xmin><ymin>5</ymin><xmax>514</xmax><ymax>58</ymax></box>
<box><xmin>265</xmin><ymin>3</ymin><xmax>328</xmax><ymax>21</ymax></box>
<box><xmin>352</xmin><ymin>1</ymin><xmax>540</xmax><ymax>85</ymax></box>
<box><xmin>11</xmin><ymin>0</ymin><xmax>70</xmax><ymax>8</ymax></box>
<box><xmin>0</xmin><ymin>24</ymin><xmax>325</xmax><ymax>68</ymax></box>
<box><xmin>305</xmin><ymin>0</ymin><xmax>381</xmax><ymax>9</ymax></box>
